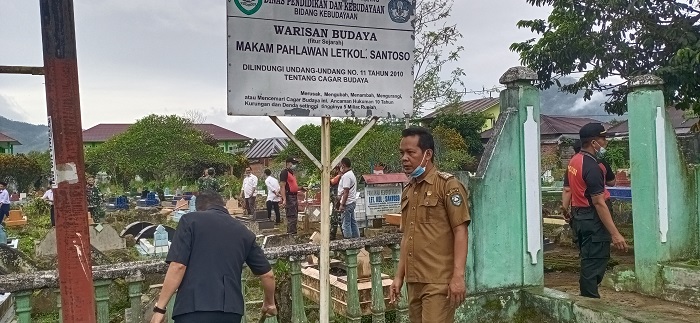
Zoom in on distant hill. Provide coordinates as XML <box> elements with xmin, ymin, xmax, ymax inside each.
<box><xmin>0</xmin><ymin>117</ymin><xmax>49</xmax><ymax>153</ymax></box>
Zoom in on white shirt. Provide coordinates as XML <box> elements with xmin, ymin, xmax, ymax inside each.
<box><xmin>42</xmin><ymin>189</ymin><xmax>54</xmax><ymax>205</ymax></box>
<box><xmin>265</xmin><ymin>176</ymin><xmax>281</xmax><ymax>202</ymax></box>
<box><xmin>0</xmin><ymin>189</ymin><xmax>9</xmax><ymax>205</ymax></box>
<box><xmin>338</xmin><ymin>170</ymin><xmax>357</xmax><ymax>205</ymax></box>
<box><xmin>242</xmin><ymin>174</ymin><xmax>258</xmax><ymax>198</ymax></box>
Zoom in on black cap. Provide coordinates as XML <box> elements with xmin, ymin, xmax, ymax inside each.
<box><xmin>579</xmin><ymin>123</ymin><xmax>607</xmax><ymax>140</ymax></box>
<box><xmin>286</xmin><ymin>157</ymin><xmax>299</xmax><ymax>164</ymax></box>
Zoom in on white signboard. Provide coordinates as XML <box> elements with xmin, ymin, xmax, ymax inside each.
<box><xmin>47</xmin><ymin>117</ymin><xmax>58</xmax><ymax>189</ymax></box>
<box><xmin>227</xmin><ymin>0</ymin><xmax>415</xmax><ymax>118</ymax></box>
<box><xmin>364</xmin><ymin>184</ymin><xmax>402</xmax><ymax>216</ymax></box>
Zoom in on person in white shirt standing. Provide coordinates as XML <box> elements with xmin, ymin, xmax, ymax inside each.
<box><xmin>42</xmin><ymin>183</ymin><xmax>55</xmax><ymax>227</ymax></box>
<box><xmin>240</xmin><ymin>167</ymin><xmax>258</xmax><ymax>216</ymax></box>
<box><xmin>0</xmin><ymin>182</ymin><xmax>9</xmax><ymax>223</ymax></box>
<box><xmin>338</xmin><ymin>158</ymin><xmax>359</xmax><ymax>238</ymax></box>
<box><xmin>264</xmin><ymin>169</ymin><xmax>282</xmax><ymax>224</ymax></box>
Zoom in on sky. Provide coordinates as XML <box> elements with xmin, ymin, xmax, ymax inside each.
<box><xmin>0</xmin><ymin>0</ymin><xmax>554</xmax><ymax>139</ymax></box>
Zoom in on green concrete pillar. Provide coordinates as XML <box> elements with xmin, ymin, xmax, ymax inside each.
<box><xmin>344</xmin><ymin>249</ymin><xmax>362</xmax><ymax>323</ymax></box>
<box><xmin>289</xmin><ymin>256</ymin><xmax>309</xmax><ymax>323</ymax></box>
<box><xmin>368</xmin><ymin>246</ymin><xmax>386</xmax><ymax>323</ymax></box>
<box><xmin>94</xmin><ymin>280</ymin><xmax>111</xmax><ymax>323</ymax></box>
<box><xmin>627</xmin><ymin>75</ymin><xmax>700</xmax><ymax>295</ymax></box>
<box><xmin>467</xmin><ymin>66</ymin><xmax>543</xmax><ymax>293</ymax></box>
<box><xmin>55</xmin><ymin>289</ymin><xmax>62</xmax><ymax>323</ymax></box>
<box><xmin>14</xmin><ymin>290</ymin><xmax>32</xmax><ymax>323</ymax></box>
<box><xmin>126</xmin><ymin>275</ymin><xmax>143</xmax><ymax>323</ymax></box>
<box><xmin>389</xmin><ymin>244</ymin><xmax>408</xmax><ymax>322</ymax></box>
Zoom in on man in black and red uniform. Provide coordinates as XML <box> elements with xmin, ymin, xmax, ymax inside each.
<box><xmin>563</xmin><ymin>140</ymin><xmax>617</xmax><ymax>247</ymax></box>
<box><xmin>563</xmin><ymin>123</ymin><xmax>628</xmax><ymax>298</ymax></box>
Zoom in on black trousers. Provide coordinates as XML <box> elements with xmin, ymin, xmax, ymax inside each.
<box><xmin>570</xmin><ymin>199</ymin><xmax>613</xmax><ymax>248</ymax></box>
<box><xmin>50</xmin><ymin>205</ymin><xmax>55</xmax><ymax>227</ymax></box>
<box><xmin>0</xmin><ymin>204</ymin><xmax>9</xmax><ymax>222</ymax></box>
<box><xmin>572</xmin><ymin>206</ymin><xmax>612</xmax><ymax>298</ymax></box>
<box><xmin>285</xmin><ymin>194</ymin><xmax>298</xmax><ymax>234</ymax></box>
<box><xmin>173</xmin><ymin>311</ymin><xmax>242</xmax><ymax>323</ymax></box>
<box><xmin>267</xmin><ymin>200</ymin><xmax>280</xmax><ymax>223</ymax></box>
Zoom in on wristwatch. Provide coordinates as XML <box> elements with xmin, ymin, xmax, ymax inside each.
<box><xmin>153</xmin><ymin>304</ymin><xmax>166</xmax><ymax>314</ymax></box>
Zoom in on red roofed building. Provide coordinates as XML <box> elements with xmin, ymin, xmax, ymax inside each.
<box><xmin>481</xmin><ymin>114</ymin><xmax>610</xmax><ymax>160</ymax></box>
<box><xmin>82</xmin><ymin>123</ymin><xmax>251</xmax><ymax>153</ymax></box>
<box><xmin>0</xmin><ymin>132</ymin><xmax>20</xmax><ymax>154</ymax></box>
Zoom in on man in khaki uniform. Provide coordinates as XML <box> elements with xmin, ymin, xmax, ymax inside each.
<box><xmin>389</xmin><ymin>127</ymin><xmax>471</xmax><ymax>323</ymax></box>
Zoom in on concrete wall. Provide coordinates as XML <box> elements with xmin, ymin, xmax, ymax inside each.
<box><xmin>628</xmin><ymin>77</ymin><xmax>700</xmax><ymax>295</ymax></box>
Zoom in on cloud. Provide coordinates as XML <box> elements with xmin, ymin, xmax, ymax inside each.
<box><xmin>0</xmin><ymin>95</ymin><xmax>29</xmax><ymax>122</ymax></box>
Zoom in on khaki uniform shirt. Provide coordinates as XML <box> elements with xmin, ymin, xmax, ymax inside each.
<box><xmin>400</xmin><ymin>167</ymin><xmax>471</xmax><ymax>284</ymax></box>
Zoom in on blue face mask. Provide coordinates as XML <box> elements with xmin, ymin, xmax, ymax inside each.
<box><xmin>409</xmin><ymin>151</ymin><xmax>429</xmax><ymax>178</ymax></box>
<box><xmin>593</xmin><ymin>141</ymin><xmax>607</xmax><ymax>158</ymax></box>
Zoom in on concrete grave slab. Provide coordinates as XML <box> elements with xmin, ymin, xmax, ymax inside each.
<box><xmin>262</xmin><ymin>234</ymin><xmax>296</xmax><ymax>249</ymax></box>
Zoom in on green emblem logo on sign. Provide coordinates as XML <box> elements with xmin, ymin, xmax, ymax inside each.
<box><xmin>234</xmin><ymin>0</ymin><xmax>262</xmax><ymax>15</ymax></box>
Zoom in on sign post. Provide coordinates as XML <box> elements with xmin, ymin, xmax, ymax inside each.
<box><xmin>39</xmin><ymin>0</ymin><xmax>96</xmax><ymax>321</ymax></box>
<box><xmin>227</xmin><ymin>1</ymin><xmax>415</xmax><ymax>321</ymax></box>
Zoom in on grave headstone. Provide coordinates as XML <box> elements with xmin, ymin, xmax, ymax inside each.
<box><xmin>164</xmin><ymin>187</ymin><xmax>171</xmax><ymax>196</ymax></box>
<box><xmin>189</xmin><ymin>196</ymin><xmax>197</xmax><ymax>213</ymax></box>
<box><xmin>5</xmin><ymin>210</ymin><xmax>27</xmax><ymax>227</ymax></box>
<box><xmin>135</xmin><ymin>225</ymin><xmax>176</xmax><ymax>241</ymax></box>
<box><xmin>89</xmin><ymin>224</ymin><xmax>126</xmax><ymax>252</ymax></box>
<box><xmin>36</xmin><ymin>225</ymin><xmax>126</xmax><ymax>257</ymax></box>
<box><xmin>174</xmin><ymin>198</ymin><xmax>188</xmax><ymax>210</ymax></box>
<box><xmin>0</xmin><ymin>244</ymin><xmax>37</xmax><ymax>274</ymax></box>
<box><xmin>136</xmin><ymin>225</ymin><xmax>171</xmax><ymax>257</ymax></box>
<box><xmin>154</xmin><ymin>225</ymin><xmax>168</xmax><ymax>247</ymax></box>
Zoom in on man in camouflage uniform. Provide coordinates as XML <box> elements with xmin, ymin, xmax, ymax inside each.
<box><xmin>86</xmin><ymin>176</ymin><xmax>104</xmax><ymax>223</ymax></box>
<box><xmin>198</xmin><ymin>168</ymin><xmax>221</xmax><ymax>192</ymax></box>
<box><xmin>329</xmin><ymin>165</ymin><xmax>342</xmax><ymax>240</ymax></box>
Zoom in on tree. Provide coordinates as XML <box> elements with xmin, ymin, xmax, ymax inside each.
<box><xmin>412</xmin><ymin>0</ymin><xmax>467</xmax><ymax>116</ymax></box>
<box><xmin>26</xmin><ymin>151</ymin><xmax>52</xmax><ymax>180</ymax></box>
<box><xmin>432</xmin><ymin>126</ymin><xmax>475</xmax><ymax>171</ymax></box>
<box><xmin>511</xmin><ymin>0</ymin><xmax>700</xmax><ymax>114</ymax></box>
<box><xmin>344</xmin><ymin>125</ymin><xmax>403</xmax><ymax>176</ymax></box>
<box><xmin>428</xmin><ymin>112</ymin><xmax>488</xmax><ymax>156</ymax></box>
<box><xmin>276</xmin><ymin>119</ymin><xmax>366</xmax><ymax>176</ymax></box>
<box><xmin>85</xmin><ymin>115</ymin><xmax>244</xmax><ymax>188</ymax></box>
<box><xmin>0</xmin><ymin>154</ymin><xmax>42</xmax><ymax>192</ymax></box>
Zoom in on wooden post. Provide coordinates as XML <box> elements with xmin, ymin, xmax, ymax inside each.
<box><xmin>39</xmin><ymin>0</ymin><xmax>96</xmax><ymax>321</ymax></box>
<box><xmin>320</xmin><ymin>116</ymin><xmax>331</xmax><ymax>323</ymax></box>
